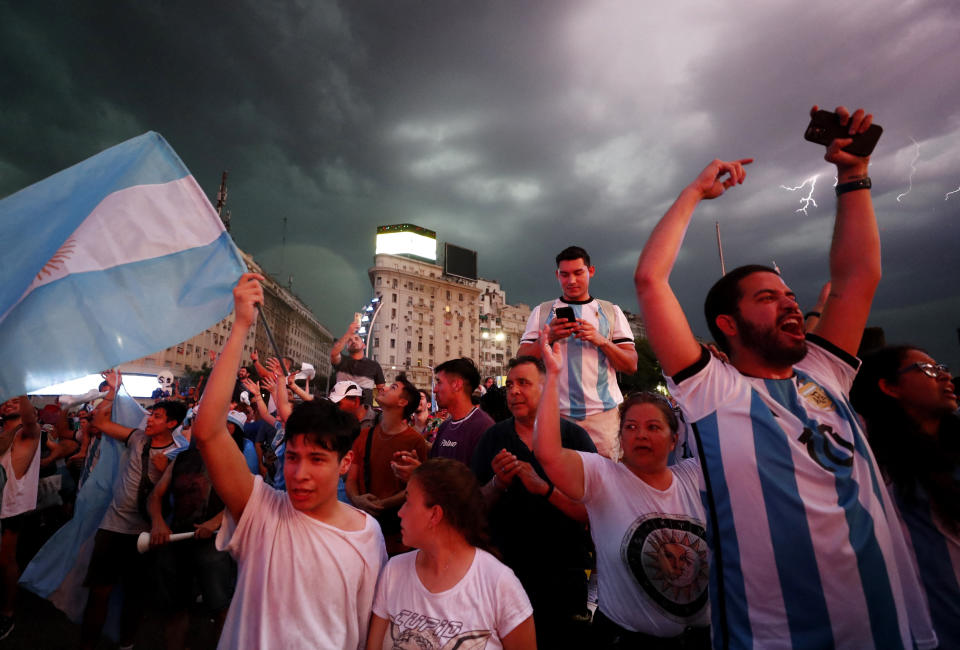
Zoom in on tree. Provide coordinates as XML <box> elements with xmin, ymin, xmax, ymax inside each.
<box><xmin>618</xmin><ymin>337</ymin><xmax>666</xmax><ymax>394</ymax></box>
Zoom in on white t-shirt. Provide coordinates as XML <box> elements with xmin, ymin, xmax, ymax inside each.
<box><xmin>0</xmin><ymin>428</ymin><xmax>40</xmax><ymax>519</ymax></box>
<box><xmin>372</xmin><ymin>548</ymin><xmax>532</xmax><ymax>650</ymax></box>
<box><xmin>520</xmin><ymin>298</ymin><xmax>634</xmax><ymax>419</ymax></box>
<box><xmin>216</xmin><ymin>476</ymin><xmax>387</xmax><ymax>650</ymax></box>
<box><xmin>666</xmin><ymin>337</ymin><xmax>937</xmax><ymax>649</ymax></box>
<box><xmin>579</xmin><ymin>452</ymin><xmax>709</xmax><ymax>636</ymax></box>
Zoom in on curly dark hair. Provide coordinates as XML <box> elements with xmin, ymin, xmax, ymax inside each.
<box><xmin>851</xmin><ymin>345</ymin><xmax>960</xmax><ymax>533</ymax></box>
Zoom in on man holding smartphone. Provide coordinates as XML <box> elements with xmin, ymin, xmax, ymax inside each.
<box><xmin>518</xmin><ymin>246</ymin><xmax>637</xmax><ymax>459</ymax></box>
<box><xmin>331</xmin><ymin>317</ymin><xmax>385</xmax><ymax>407</ymax></box>
<box><xmin>634</xmin><ymin>106</ymin><xmax>937</xmax><ymax>648</ymax></box>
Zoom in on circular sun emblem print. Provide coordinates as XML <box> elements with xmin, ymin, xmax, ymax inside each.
<box><xmin>622</xmin><ymin>514</ymin><xmax>709</xmax><ymax>620</ymax></box>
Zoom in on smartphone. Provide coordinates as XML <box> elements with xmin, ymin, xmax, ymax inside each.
<box><xmin>554</xmin><ymin>306</ymin><xmax>575</xmax><ymax>322</ymax></box>
<box><xmin>354</xmin><ymin>312</ymin><xmax>362</xmax><ymax>326</ymax></box>
<box><xmin>804</xmin><ymin>110</ymin><xmax>883</xmax><ymax>157</ymax></box>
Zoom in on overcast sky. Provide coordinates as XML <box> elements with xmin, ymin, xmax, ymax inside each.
<box><xmin>3</xmin><ymin>0</ymin><xmax>959</xmax><ymax>370</ymax></box>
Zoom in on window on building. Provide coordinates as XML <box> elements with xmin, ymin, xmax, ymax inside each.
<box><xmin>406</xmin><ymin>357</ymin><xmax>411</xmax><ymax>366</ymax></box>
<box><xmin>377</xmin><ymin>276</ymin><xmax>382</xmax><ymax>286</ymax></box>
<box><xmin>446</xmin><ymin>290</ymin><xmax>451</xmax><ymax>300</ymax></box>
<box><xmin>392</xmin><ymin>293</ymin><xmax>397</xmax><ymax>303</ymax></box>
<box><xmin>391</xmin><ymin>308</ymin><xmax>396</xmax><ymax>319</ymax></box>
<box><xmin>390</xmin><ymin>355</ymin><xmax>395</xmax><ymax>364</ymax></box>
<box><xmin>374</xmin><ymin>337</ymin><xmax>379</xmax><ymax>347</ymax></box>
<box><xmin>459</xmin><ymin>293</ymin><xmax>463</xmax><ymax>301</ymax></box>
<box><xmin>393</xmin><ymin>278</ymin><xmax>398</xmax><ymax>288</ymax></box>
<box><xmin>390</xmin><ymin>338</ymin><xmax>396</xmax><ymax>349</ymax></box>
<box><xmin>406</xmin><ymin>341</ymin><xmax>411</xmax><ymax>353</ymax></box>
<box><xmin>429</xmin><ymin>343</ymin><xmax>434</xmax><ymax>354</ymax></box>
<box><xmin>418</xmin><ymin>340</ymin><xmax>423</xmax><ymax>352</ymax></box>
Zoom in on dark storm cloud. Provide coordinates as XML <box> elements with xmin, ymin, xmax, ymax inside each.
<box><xmin>2</xmin><ymin>0</ymin><xmax>958</xmax><ymax>367</ymax></box>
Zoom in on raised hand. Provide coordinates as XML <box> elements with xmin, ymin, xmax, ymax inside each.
<box><xmin>233</xmin><ymin>273</ymin><xmax>264</xmax><ymax>329</ymax></box>
<box><xmin>539</xmin><ymin>325</ymin><xmax>564</xmax><ymax>375</ymax></box>
<box><xmin>689</xmin><ymin>158</ymin><xmax>753</xmax><ymax>200</ymax></box>
<box><xmin>813</xmin><ymin>105</ymin><xmax>873</xmax><ymax>179</ymax></box>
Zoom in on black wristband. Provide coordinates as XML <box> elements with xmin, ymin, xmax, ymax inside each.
<box><xmin>543</xmin><ymin>483</ymin><xmax>555</xmax><ymax>500</ymax></box>
<box><xmin>805</xmin><ymin>311</ymin><xmax>821</xmax><ymax>319</ymax></box>
<box><xmin>835</xmin><ymin>177</ymin><xmax>871</xmax><ymax>196</ymax></box>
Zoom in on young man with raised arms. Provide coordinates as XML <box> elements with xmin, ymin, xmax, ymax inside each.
<box><xmin>634</xmin><ymin>106</ymin><xmax>936</xmax><ymax>648</ymax></box>
<box><xmin>193</xmin><ymin>273</ymin><xmax>386</xmax><ymax>649</ymax></box>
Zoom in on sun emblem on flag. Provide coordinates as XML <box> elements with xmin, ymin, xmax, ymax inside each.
<box><xmin>36</xmin><ymin>237</ymin><xmax>78</xmax><ymax>281</ymax></box>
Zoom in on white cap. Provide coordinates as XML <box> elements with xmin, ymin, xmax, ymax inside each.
<box><xmin>329</xmin><ymin>381</ymin><xmax>362</xmax><ymax>403</ymax></box>
<box><xmin>227</xmin><ymin>410</ymin><xmax>247</xmax><ymax>429</ymax></box>
<box><xmin>295</xmin><ymin>362</ymin><xmax>316</xmax><ymax>381</ymax></box>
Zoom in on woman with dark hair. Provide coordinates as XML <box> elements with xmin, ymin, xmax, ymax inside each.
<box><xmin>367</xmin><ymin>458</ymin><xmax>536</xmax><ymax>650</ymax></box>
<box><xmin>533</xmin><ymin>331</ymin><xmax>709</xmax><ymax>649</ymax></box>
<box><xmin>851</xmin><ymin>345</ymin><xmax>960</xmax><ymax>647</ymax></box>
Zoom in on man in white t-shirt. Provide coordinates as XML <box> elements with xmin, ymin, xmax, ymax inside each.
<box><xmin>634</xmin><ymin>106</ymin><xmax>936</xmax><ymax>648</ymax></box>
<box><xmin>193</xmin><ymin>273</ymin><xmax>387</xmax><ymax>649</ymax></box>
<box><xmin>518</xmin><ymin>246</ymin><xmax>637</xmax><ymax>460</ymax></box>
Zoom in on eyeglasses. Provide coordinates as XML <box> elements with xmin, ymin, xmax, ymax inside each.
<box><xmin>897</xmin><ymin>362</ymin><xmax>949</xmax><ymax>378</ymax></box>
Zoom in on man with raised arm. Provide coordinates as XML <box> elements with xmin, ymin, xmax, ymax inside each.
<box><xmin>633</xmin><ymin>106</ymin><xmax>936</xmax><ymax>649</ymax></box>
<box><xmin>193</xmin><ymin>273</ymin><xmax>386</xmax><ymax>649</ymax></box>
<box><xmin>81</xmin><ymin>376</ymin><xmax>184</xmax><ymax>650</ymax></box>
<box><xmin>0</xmin><ymin>396</ymin><xmax>41</xmax><ymax>640</ymax></box>
<box><xmin>331</xmin><ymin>320</ymin><xmax>385</xmax><ymax>408</ymax></box>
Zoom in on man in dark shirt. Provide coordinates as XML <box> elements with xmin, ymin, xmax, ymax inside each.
<box><xmin>428</xmin><ymin>358</ymin><xmax>493</xmax><ymax>466</ymax></box>
<box><xmin>330</xmin><ymin>320</ymin><xmax>385</xmax><ymax>407</ymax></box>
<box><xmin>471</xmin><ymin>356</ymin><xmax>596</xmax><ymax>647</ymax></box>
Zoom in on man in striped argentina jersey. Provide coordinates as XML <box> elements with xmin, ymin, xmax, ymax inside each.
<box><xmin>634</xmin><ymin>106</ymin><xmax>937</xmax><ymax>649</ymax></box>
<box><xmin>518</xmin><ymin>246</ymin><xmax>638</xmax><ymax>460</ymax></box>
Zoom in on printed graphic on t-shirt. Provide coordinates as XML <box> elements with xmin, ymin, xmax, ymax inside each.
<box><xmin>622</xmin><ymin>514</ymin><xmax>709</xmax><ymax>620</ymax></box>
<box><xmin>387</xmin><ymin>611</ymin><xmax>491</xmax><ymax>649</ymax></box>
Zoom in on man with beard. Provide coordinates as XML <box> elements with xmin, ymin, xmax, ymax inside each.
<box><xmin>331</xmin><ymin>320</ymin><xmax>385</xmax><ymax>408</ymax></box>
<box><xmin>634</xmin><ymin>106</ymin><xmax>936</xmax><ymax>649</ymax></box>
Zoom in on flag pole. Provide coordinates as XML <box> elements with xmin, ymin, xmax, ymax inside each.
<box><xmin>256</xmin><ymin>305</ymin><xmax>288</xmax><ymax>376</ymax></box>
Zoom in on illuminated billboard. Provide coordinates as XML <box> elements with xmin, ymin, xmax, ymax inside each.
<box><xmin>375</xmin><ymin>224</ymin><xmax>437</xmax><ymax>261</ymax></box>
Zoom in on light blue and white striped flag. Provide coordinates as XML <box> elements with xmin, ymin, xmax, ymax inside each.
<box><xmin>0</xmin><ymin>132</ymin><xmax>246</xmax><ymax>400</ymax></box>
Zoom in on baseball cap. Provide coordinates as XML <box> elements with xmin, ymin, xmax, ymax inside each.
<box><xmin>329</xmin><ymin>381</ymin><xmax>362</xmax><ymax>404</ymax></box>
<box><xmin>227</xmin><ymin>410</ymin><xmax>247</xmax><ymax>428</ymax></box>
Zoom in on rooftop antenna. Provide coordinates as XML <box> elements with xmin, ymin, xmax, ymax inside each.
<box><xmin>216</xmin><ymin>171</ymin><xmax>230</xmax><ymax>232</ymax></box>
<box><xmin>715</xmin><ymin>221</ymin><xmax>726</xmax><ymax>276</ymax></box>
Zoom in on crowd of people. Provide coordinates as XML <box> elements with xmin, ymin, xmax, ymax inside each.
<box><xmin>0</xmin><ymin>104</ymin><xmax>957</xmax><ymax>649</ymax></box>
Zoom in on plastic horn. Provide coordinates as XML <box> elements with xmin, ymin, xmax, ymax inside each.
<box><xmin>136</xmin><ymin>531</ymin><xmax>195</xmax><ymax>554</ymax></box>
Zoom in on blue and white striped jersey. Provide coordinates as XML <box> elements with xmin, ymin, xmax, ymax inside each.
<box><xmin>667</xmin><ymin>336</ymin><xmax>937</xmax><ymax>649</ymax></box>
<box><xmin>521</xmin><ymin>298</ymin><xmax>634</xmax><ymax>419</ymax></box>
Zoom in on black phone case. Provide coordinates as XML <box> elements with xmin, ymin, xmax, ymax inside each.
<box><xmin>804</xmin><ymin>110</ymin><xmax>883</xmax><ymax>157</ymax></box>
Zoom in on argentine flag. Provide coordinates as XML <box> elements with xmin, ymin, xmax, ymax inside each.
<box><xmin>0</xmin><ymin>132</ymin><xmax>246</xmax><ymax>400</ymax></box>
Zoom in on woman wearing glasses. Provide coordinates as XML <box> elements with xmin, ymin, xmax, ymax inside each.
<box><xmin>852</xmin><ymin>346</ymin><xmax>959</xmax><ymax>648</ymax></box>
<box><xmin>533</xmin><ymin>332</ymin><xmax>710</xmax><ymax>649</ymax></box>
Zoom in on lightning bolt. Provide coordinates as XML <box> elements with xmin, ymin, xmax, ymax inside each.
<box><xmin>896</xmin><ymin>138</ymin><xmax>920</xmax><ymax>203</ymax></box>
<box><xmin>780</xmin><ymin>175</ymin><xmax>819</xmax><ymax>215</ymax></box>
<box><xmin>946</xmin><ymin>185</ymin><xmax>960</xmax><ymax>201</ymax></box>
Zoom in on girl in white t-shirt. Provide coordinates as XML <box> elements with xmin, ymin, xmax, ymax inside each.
<box><xmin>533</xmin><ymin>329</ymin><xmax>710</xmax><ymax>648</ymax></box>
<box><xmin>367</xmin><ymin>458</ymin><xmax>536</xmax><ymax>650</ymax></box>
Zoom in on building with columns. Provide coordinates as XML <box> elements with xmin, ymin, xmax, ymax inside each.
<box><xmin>364</xmin><ymin>225</ymin><xmax>530</xmax><ymax>389</ymax></box>
<box><xmin>122</xmin><ymin>251</ymin><xmax>333</xmax><ymax>382</ymax></box>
